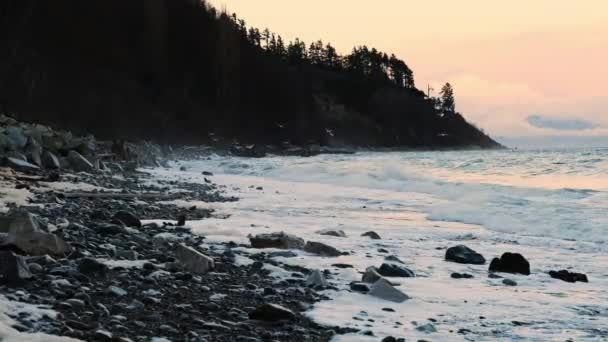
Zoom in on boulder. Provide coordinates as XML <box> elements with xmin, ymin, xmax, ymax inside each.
<box><xmin>112</xmin><ymin>211</ymin><xmax>141</xmax><ymax>228</ymax></box>
<box><xmin>317</xmin><ymin>229</ymin><xmax>346</xmax><ymax>237</ymax></box>
<box><xmin>362</xmin><ymin>266</ymin><xmax>383</xmax><ymax>283</ymax></box>
<box><xmin>306</xmin><ymin>269</ymin><xmax>328</xmax><ymax>288</ymax></box>
<box><xmin>361</xmin><ymin>231</ymin><xmax>381</xmax><ymax>240</ymax></box>
<box><xmin>94</xmin><ymin>223</ymin><xmax>128</xmax><ymax>236</ymax></box>
<box><xmin>489</xmin><ymin>253</ymin><xmax>530</xmax><ymax>275</ymax></box>
<box><xmin>5</xmin><ymin>126</ymin><xmax>27</xmax><ymax>149</ymax></box>
<box><xmin>350</xmin><ymin>282</ymin><xmax>370</xmax><ymax>293</ymax></box>
<box><xmin>174</xmin><ymin>244</ymin><xmax>214</xmax><ymax>274</ymax></box>
<box><xmin>78</xmin><ymin>258</ymin><xmax>108</xmax><ymax>277</ymax></box>
<box><xmin>42</xmin><ymin>151</ymin><xmax>61</xmax><ymax>169</ymax></box>
<box><xmin>231</xmin><ymin>144</ymin><xmax>266</xmax><ymax>158</ymax></box>
<box><xmin>378</xmin><ymin>263</ymin><xmax>415</xmax><ymax>278</ymax></box>
<box><xmin>248</xmin><ymin>304</ymin><xmax>295</xmax><ymax>321</ymax></box>
<box><xmin>548</xmin><ymin>270</ymin><xmax>588</xmax><ymax>283</ymax></box>
<box><xmin>249</xmin><ymin>232</ymin><xmax>305</xmax><ymax>250</ymax></box>
<box><xmin>502</xmin><ymin>278</ymin><xmax>518</xmax><ymax>286</ymax></box>
<box><xmin>0</xmin><ymin>209</ymin><xmax>44</xmax><ymax>234</ymax></box>
<box><xmin>369</xmin><ymin>278</ymin><xmax>410</xmax><ymax>303</ymax></box>
<box><xmin>4</xmin><ymin>157</ymin><xmax>40</xmax><ymax>172</ymax></box>
<box><xmin>67</xmin><ymin>150</ymin><xmax>95</xmax><ymax>172</ymax></box>
<box><xmin>451</xmin><ymin>272</ymin><xmax>474</xmax><ymax>279</ymax></box>
<box><xmin>0</xmin><ymin>231</ymin><xmax>72</xmax><ymax>256</ymax></box>
<box><xmin>304</xmin><ymin>241</ymin><xmax>341</xmax><ymax>257</ymax></box>
<box><xmin>0</xmin><ymin>251</ymin><xmax>32</xmax><ymax>286</ymax></box>
<box><xmin>445</xmin><ymin>245</ymin><xmax>486</xmax><ymax>265</ymax></box>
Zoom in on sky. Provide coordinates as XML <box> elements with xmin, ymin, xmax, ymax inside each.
<box><xmin>210</xmin><ymin>0</ymin><xmax>608</xmax><ymax>144</ymax></box>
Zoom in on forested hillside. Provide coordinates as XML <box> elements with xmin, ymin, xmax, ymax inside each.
<box><xmin>0</xmin><ymin>0</ymin><xmax>500</xmax><ymax>149</ymax></box>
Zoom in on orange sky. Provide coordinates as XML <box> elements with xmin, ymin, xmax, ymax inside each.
<box><xmin>210</xmin><ymin>0</ymin><xmax>608</xmax><ymax>138</ymax></box>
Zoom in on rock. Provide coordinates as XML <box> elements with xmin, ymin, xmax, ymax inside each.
<box><xmin>93</xmin><ymin>329</ymin><xmax>113</xmax><ymax>342</ymax></box>
<box><xmin>4</xmin><ymin>157</ymin><xmax>40</xmax><ymax>171</ymax></box>
<box><xmin>202</xmin><ymin>171</ymin><xmax>213</xmax><ymax>176</ymax></box>
<box><xmin>42</xmin><ymin>151</ymin><xmax>61</xmax><ymax>169</ymax></box>
<box><xmin>231</xmin><ymin>144</ymin><xmax>266</xmax><ymax>158</ymax></box>
<box><xmin>28</xmin><ymin>262</ymin><xmax>43</xmax><ymax>274</ymax></box>
<box><xmin>1</xmin><ymin>231</ymin><xmax>72</xmax><ymax>256</ymax></box>
<box><xmin>106</xmin><ymin>286</ymin><xmax>127</xmax><ymax>297</ymax></box>
<box><xmin>304</xmin><ymin>241</ymin><xmax>341</xmax><ymax>257</ymax></box>
<box><xmin>0</xmin><ymin>251</ymin><xmax>32</xmax><ymax>286</ymax></box>
<box><xmin>416</xmin><ymin>323</ymin><xmax>437</xmax><ymax>333</ymax></box>
<box><xmin>94</xmin><ymin>223</ymin><xmax>128</xmax><ymax>235</ymax></box>
<box><xmin>445</xmin><ymin>245</ymin><xmax>486</xmax><ymax>265</ymax></box>
<box><xmin>249</xmin><ymin>232</ymin><xmax>305</xmax><ymax>250</ymax></box>
<box><xmin>67</xmin><ymin>150</ymin><xmax>95</xmax><ymax>172</ymax></box>
<box><xmin>378</xmin><ymin>263</ymin><xmax>415</xmax><ymax>278</ymax></box>
<box><xmin>78</xmin><ymin>258</ymin><xmax>108</xmax><ymax>277</ymax></box>
<box><xmin>5</xmin><ymin>126</ymin><xmax>28</xmax><ymax>149</ymax></box>
<box><xmin>451</xmin><ymin>272</ymin><xmax>473</xmax><ymax>279</ymax></box>
<box><xmin>489</xmin><ymin>253</ymin><xmax>530</xmax><ymax>275</ymax></box>
<box><xmin>332</xmin><ymin>263</ymin><xmax>353</xmax><ymax>269</ymax></box>
<box><xmin>361</xmin><ymin>231</ymin><xmax>381</xmax><ymax>240</ymax></box>
<box><xmin>306</xmin><ymin>269</ymin><xmax>328</xmax><ymax>288</ymax></box>
<box><xmin>267</xmin><ymin>251</ymin><xmax>298</xmax><ymax>258</ymax></box>
<box><xmin>382</xmin><ymin>337</ymin><xmax>405</xmax><ymax>342</ymax></box>
<box><xmin>174</xmin><ymin>244</ymin><xmax>214</xmax><ymax>274</ymax></box>
<box><xmin>502</xmin><ymin>278</ymin><xmax>518</xmax><ymax>286</ymax></box>
<box><xmin>385</xmin><ymin>255</ymin><xmax>405</xmax><ymax>264</ymax></box>
<box><xmin>548</xmin><ymin>270</ymin><xmax>588</xmax><ymax>283</ymax></box>
<box><xmin>176</xmin><ymin>215</ymin><xmax>186</xmax><ymax>227</ymax></box>
<box><xmin>317</xmin><ymin>229</ymin><xmax>346</xmax><ymax>237</ymax></box>
<box><xmin>248</xmin><ymin>304</ymin><xmax>295</xmax><ymax>321</ymax></box>
<box><xmin>0</xmin><ymin>209</ymin><xmax>43</xmax><ymax>234</ymax></box>
<box><xmin>112</xmin><ymin>211</ymin><xmax>141</xmax><ymax>228</ymax></box>
<box><xmin>349</xmin><ymin>282</ymin><xmax>370</xmax><ymax>293</ymax></box>
<box><xmin>362</xmin><ymin>266</ymin><xmax>383</xmax><ymax>283</ymax></box>
<box><xmin>369</xmin><ymin>278</ymin><xmax>410</xmax><ymax>303</ymax></box>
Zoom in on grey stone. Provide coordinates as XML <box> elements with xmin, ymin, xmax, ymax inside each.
<box><xmin>249</xmin><ymin>232</ymin><xmax>305</xmax><ymax>250</ymax></box>
<box><xmin>42</xmin><ymin>151</ymin><xmax>61</xmax><ymax>169</ymax></box>
<box><xmin>67</xmin><ymin>150</ymin><xmax>94</xmax><ymax>172</ymax></box>
<box><xmin>361</xmin><ymin>231</ymin><xmax>381</xmax><ymax>240</ymax></box>
<box><xmin>502</xmin><ymin>278</ymin><xmax>518</xmax><ymax>286</ymax></box>
<box><xmin>362</xmin><ymin>266</ymin><xmax>383</xmax><ymax>283</ymax></box>
<box><xmin>107</xmin><ymin>286</ymin><xmax>127</xmax><ymax>297</ymax></box>
<box><xmin>350</xmin><ymin>282</ymin><xmax>370</xmax><ymax>293</ymax></box>
<box><xmin>4</xmin><ymin>157</ymin><xmax>40</xmax><ymax>171</ymax></box>
<box><xmin>5</xmin><ymin>126</ymin><xmax>27</xmax><ymax>149</ymax></box>
<box><xmin>174</xmin><ymin>244</ymin><xmax>214</xmax><ymax>274</ymax></box>
<box><xmin>317</xmin><ymin>229</ymin><xmax>347</xmax><ymax>237</ymax></box>
<box><xmin>416</xmin><ymin>323</ymin><xmax>437</xmax><ymax>333</ymax></box>
<box><xmin>0</xmin><ymin>231</ymin><xmax>71</xmax><ymax>256</ymax></box>
<box><xmin>0</xmin><ymin>209</ymin><xmax>43</xmax><ymax>234</ymax></box>
<box><xmin>368</xmin><ymin>278</ymin><xmax>410</xmax><ymax>303</ymax></box>
<box><xmin>304</xmin><ymin>241</ymin><xmax>341</xmax><ymax>257</ymax></box>
<box><xmin>306</xmin><ymin>269</ymin><xmax>328</xmax><ymax>288</ymax></box>
<box><xmin>0</xmin><ymin>251</ymin><xmax>32</xmax><ymax>286</ymax></box>
<box><xmin>28</xmin><ymin>263</ymin><xmax>43</xmax><ymax>274</ymax></box>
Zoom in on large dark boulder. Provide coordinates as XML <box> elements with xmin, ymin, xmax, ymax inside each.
<box><xmin>489</xmin><ymin>253</ymin><xmax>530</xmax><ymax>275</ymax></box>
<box><xmin>548</xmin><ymin>270</ymin><xmax>588</xmax><ymax>283</ymax></box>
<box><xmin>378</xmin><ymin>263</ymin><xmax>415</xmax><ymax>277</ymax></box>
<box><xmin>304</xmin><ymin>241</ymin><xmax>341</xmax><ymax>257</ymax></box>
<box><xmin>445</xmin><ymin>245</ymin><xmax>486</xmax><ymax>265</ymax></box>
<box><xmin>248</xmin><ymin>304</ymin><xmax>295</xmax><ymax>321</ymax></box>
<box><xmin>112</xmin><ymin>211</ymin><xmax>141</xmax><ymax>228</ymax></box>
<box><xmin>361</xmin><ymin>231</ymin><xmax>381</xmax><ymax>240</ymax></box>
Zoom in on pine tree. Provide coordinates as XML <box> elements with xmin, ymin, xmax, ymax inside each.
<box><xmin>440</xmin><ymin>82</ymin><xmax>456</xmax><ymax>114</ymax></box>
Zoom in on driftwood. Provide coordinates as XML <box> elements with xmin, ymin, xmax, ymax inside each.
<box><xmin>61</xmin><ymin>192</ymin><xmax>171</xmax><ymax>200</ymax></box>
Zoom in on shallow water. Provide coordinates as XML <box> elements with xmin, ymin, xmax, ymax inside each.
<box><xmin>148</xmin><ymin>148</ymin><xmax>608</xmax><ymax>341</ymax></box>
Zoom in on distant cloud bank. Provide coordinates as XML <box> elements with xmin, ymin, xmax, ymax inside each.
<box><xmin>526</xmin><ymin>115</ymin><xmax>599</xmax><ymax>131</ymax></box>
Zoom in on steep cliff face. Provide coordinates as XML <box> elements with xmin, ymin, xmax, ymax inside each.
<box><xmin>0</xmin><ymin>0</ymin><xmax>500</xmax><ymax>149</ymax></box>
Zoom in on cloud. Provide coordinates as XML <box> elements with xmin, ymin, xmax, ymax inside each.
<box><xmin>526</xmin><ymin>115</ymin><xmax>599</xmax><ymax>131</ymax></box>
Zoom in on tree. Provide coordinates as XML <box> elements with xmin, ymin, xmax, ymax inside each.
<box><xmin>439</xmin><ymin>83</ymin><xmax>455</xmax><ymax>114</ymax></box>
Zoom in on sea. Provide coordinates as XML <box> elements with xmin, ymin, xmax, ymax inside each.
<box><xmin>149</xmin><ymin>148</ymin><xmax>608</xmax><ymax>341</ymax></box>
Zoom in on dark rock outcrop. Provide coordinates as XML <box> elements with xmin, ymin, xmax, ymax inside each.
<box><xmin>248</xmin><ymin>304</ymin><xmax>295</xmax><ymax>321</ymax></box>
<box><xmin>445</xmin><ymin>245</ymin><xmax>485</xmax><ymax>265</ymax></box>
<box><xmin>378</xmin><ymin>263</ymin><xmax>415</xmax><ymax>278</ymax></box>
<box><xmin>304</xmin><ymin>241</ymin><xmax>341</xmax><ymax>257</ymax></box>
<box><xmin>489</xmin><ymin>252</ymin><xmax>530</xmax><ymax>275</ymax></box>
<box><xmin>361</xmin><ymin>231</ymin><xmax>381</xmax><ymax>240</ymax></box>
<box><xmin>0</xmin><ymin>250</ymin><xmax>32</xmax><ymax>286</ymax></box>
<box><xmin>548</xmin><ymin>270</ymin><xmax>588</xmax><ymax>283</ymax></box>
<box><xmin>369</xmin><ymin>278</ymin><xmax>410</xmax><ymax>303</ymax></box>
<box><xmin>249</xmin><ymin>232</ymin><xmax>305</xmax><ymax>250</ymax></box>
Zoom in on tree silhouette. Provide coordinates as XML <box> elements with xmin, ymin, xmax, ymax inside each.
<box><xmin>440</xmin><ymin>83</ymin><xmax>456</xmax><ymax>114</ymax></box>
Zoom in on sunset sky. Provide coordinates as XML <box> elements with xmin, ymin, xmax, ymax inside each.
<box><xmin>210</xmin><ymin>0</ymin><xmax>608</xmax><ymax>143</ymax></box>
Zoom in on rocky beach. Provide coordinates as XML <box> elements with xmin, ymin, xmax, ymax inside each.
<box><xmin>1</xmin><ymin>115</ymin><xmax>606</xmax><ymax>341</ymax></box>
